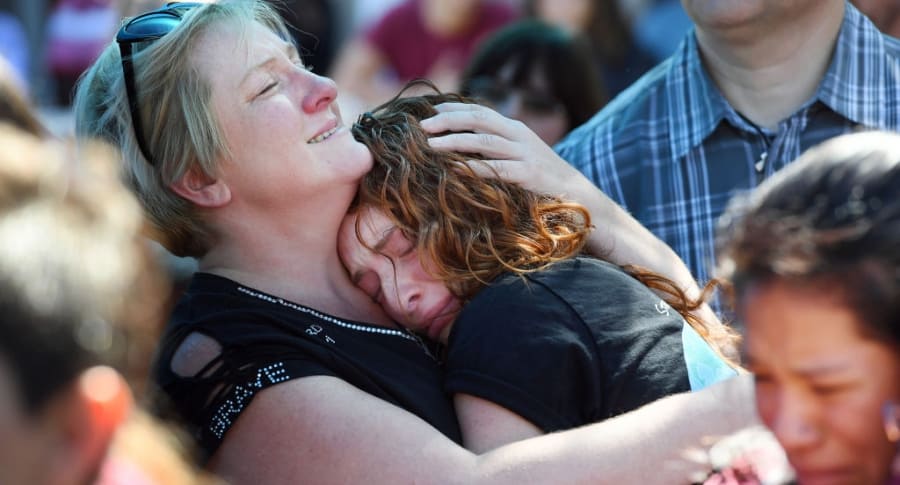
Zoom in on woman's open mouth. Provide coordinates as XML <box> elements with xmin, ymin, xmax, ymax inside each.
<box><xmin>308</xmin><ymin>125</ymin><xmax>339</xmax><ymax>144</ymax></box>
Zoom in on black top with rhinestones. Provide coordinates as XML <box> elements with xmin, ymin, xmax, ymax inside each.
<box><xmin>151</xmin><ymin>272</ymin><xmax>462</xmax><ymax>457</ymax></box>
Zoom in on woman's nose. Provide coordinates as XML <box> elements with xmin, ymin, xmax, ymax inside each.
<box><xmin>299</xmin><ymin>72</ymin><xmax>338</xmax><ymax>113</ymax></box>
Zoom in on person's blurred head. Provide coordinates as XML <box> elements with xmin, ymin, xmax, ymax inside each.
<box><xmin>75</xmin><ymin>1</ymin><xmax>370</xmax><ymax>259</ymax></box>
<box><xmin>461</xmin><ymin>20</ymin><xmax>606</xmax><ymax>145</ymax></box>
<box><xmin>525</xmin><ymin>0</ymin><xmax>634</xmax><ymax>64</ymax></box>
<box><xmin>343</xmin><ymin>81</ymin><xmax>591</xmax><ymax>340</ymax></box>
<box><xmin>0</xmin><ymin>125</ymin><xmax>169</xmax><ymax>485</ymax></box>
<box><xmin>0</xmin><ymin>56</ymin><xmax>46</xmax><ymax>137</ymax></box>
<box><xmin>718</xmin><ymin>131</ymin><xmax>900</xmax><ymax>485</ymax></box>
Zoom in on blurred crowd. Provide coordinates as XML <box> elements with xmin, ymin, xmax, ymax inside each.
<box><xmin>3</xmin><ymin>0</ymin><xmax>898</xmax><ymax>139</ymax></box>
<box><xmin>2</xmin><ymin>0</ymin><xmax>694</xmax><ymax>134</ymax></box>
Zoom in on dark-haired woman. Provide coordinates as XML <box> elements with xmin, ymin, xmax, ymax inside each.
<box><xmin>525</xmin><ymin>0</ymin><xmax>657</xmax><ymax>99</ymax></box>
<box><xmin>461</xmin><ymin>20</ymin><xmax>606</xmax><ymax>145</ymax></box>
<box><xmin>718</xmin><ymin>131</ymin><xmax>900</xmax><ymax>485</ymax></box>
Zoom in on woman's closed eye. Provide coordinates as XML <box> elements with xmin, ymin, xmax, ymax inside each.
<box><xmin>254</xmin><ymin>56</ymin><xmax>308</xmax><ymax>98</ymax></box>
<box><xmin>257</xmin><ymin>80</ymin><xmax>278</xmax><ymax>97</ymax></box>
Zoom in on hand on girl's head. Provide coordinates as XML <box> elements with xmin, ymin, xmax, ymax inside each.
<box><xmin>421</xmin><ymin>102</ymin><xmax>587</xmax><ymax>198</ymax></box>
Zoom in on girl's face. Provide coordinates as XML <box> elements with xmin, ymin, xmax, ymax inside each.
<box><xmin>742</xmin><ymin>279</ymin><xmax>900</xmax><ymax>485</ymax></box>
<box><xmin>337</xmin><ymin>207</ymin><xmax>461</xmax><ymax>342</ymax></box>
<box><xmin>193</xmin><ymin>21</ymin><xmax>372</xmax><ymax>212</ymax></box>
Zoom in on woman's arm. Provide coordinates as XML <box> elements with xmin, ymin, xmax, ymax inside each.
<box><xmin>420</xmin><ymin>102</ymin><xmax>701</xmax><ymax>295</ymax></box>
<box><xmin>454</xmin><ymin>393</ymin><xmax>543</xmax><ymax>454</ymax></box>
<box><xmin>209</xmin><ymin>374</ymin><xmax>757</xmax><ymax>484</ymax></box>
<box><xmin>420</xmin><ymin>103</ymin><xmax>733</xmax><ymax>357</ymax></box>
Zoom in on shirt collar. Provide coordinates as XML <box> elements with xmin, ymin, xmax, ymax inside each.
<box><xmin>666</xmin><ymin>3</ymin><xmax>900</xmax><ymax>160</ymax></box>
<box><xmin>665</xmin><ymin>31</ymin><xmax>733</xmax><ymax>161</ymax></box>
<box><xmin>816</xmin><ymin>2</ymin><xmax>900</xmax><ymax>130</ymax></box>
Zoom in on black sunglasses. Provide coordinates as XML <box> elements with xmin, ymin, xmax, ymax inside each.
<box><xmin>117</xmin><ymin>2</ymin><xmax>202</xmax><ymax>167</ymax></box>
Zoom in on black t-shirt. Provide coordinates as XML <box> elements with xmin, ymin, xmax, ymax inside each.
<box><xmin>444</xmin><ymin>257</ymin><xmax>734</xmax><ymax>432</ymax></box>
<box><xmin>153</xmin><ymin>273</ymin><xmax>461</xmax><ymax>456</ymax></box>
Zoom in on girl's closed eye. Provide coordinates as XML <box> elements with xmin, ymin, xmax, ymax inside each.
<box><xmin>384</xmin><ymin>229</ymin><xmax>416</xmax><ymax>259</ymax></box>
<box><xmin>357</xmin><ymin>272</ymin><xmax>383</xmax><ymax>304</ymax></box>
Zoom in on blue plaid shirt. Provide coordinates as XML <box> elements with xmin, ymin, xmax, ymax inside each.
<box><xmin>556</xmin><ymin>2</ymin><xmax>900</xmax><ymax>288</ymax></box>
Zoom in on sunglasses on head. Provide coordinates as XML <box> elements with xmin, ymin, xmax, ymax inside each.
<box><xmin>117</xmin><ymin>2</ymin><xmax>202</xmax><ymax>167</ymax></box>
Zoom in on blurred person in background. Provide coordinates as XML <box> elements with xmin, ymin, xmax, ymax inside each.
<box><xmin>265</xmin><ymin>0</ymin><xmax>339</xmax><ymax>76</ymax></box>
<box><xmin>525</xmin><ymin>0</ymin><xmax>656</xmax><ymax>99</ymax></box>
<box><xmin>461</xmin><ymin>20</ymin><xmax>607</xmax><ymax>145</ymax></box>
<box><xmin>891</xmin><ymin>402</ymin><xmax>900</xmax><ymax>484</ymax></box>
<box><xmin>119</xmin><ymin>0</ymin><xmax>161</xmax><ymax>17</ymax></box>
<box><xmin>556</xmin><ymin>1</ymin><xmax>900</xmax><ymax>310</ymax></box>
<box><xmin>717</xmin><ymin>131</ymin><xmax>900</xmax><ymax>485</ymax></box>
<box><xmin>45</xmin><ymin>0</ymin><xmax>119</xmax><ymax>106</ymax></box>
<box><xmin>0</xmin><ymin>56</ymin><xmax>46</xmax><ymax>137</ymax></box>
<box><xmin>0</xmin><ymin>63</ymin><xmax>214</xmax><ymax>485</ymax></box>
<box><xmin>347</xmin><ymin>0</ymin><xmax>404</xmax><ymax>33</ymax></box>
<box><xmin>0</xmin><ymin>9</ymin><xmax>29</xmax><ymax>92</ymax></box>
<box><xmin>330</xmin><ymin>0</ymin><xmax>518</xmax><ymax>119</ymax></box>
<box><xmin>0</xmin><ymin>125</ymin><xmax>215</xmax><ymax>485</ymax></box>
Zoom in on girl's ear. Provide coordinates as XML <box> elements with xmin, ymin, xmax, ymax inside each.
<box><xmin>170</xmin><ymin>166</ymin><xmax>231</xmax><ymax>208</ymax></box>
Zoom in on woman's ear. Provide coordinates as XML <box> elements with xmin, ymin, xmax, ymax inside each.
<box><xmin>170</xmin><ymin>166</ymin><xmax>231</xmax><ymax>208</ymax></box>
<box><xmin>42</xmin><ymin>367</ymin><xmax>133</xmax><ymax>485</ymax></box>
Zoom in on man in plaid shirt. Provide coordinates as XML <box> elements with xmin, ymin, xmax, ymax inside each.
<box><xmin>556</xmin><ymin>1</ymin><xmax>900</xmax><ymax>301</ymax></box>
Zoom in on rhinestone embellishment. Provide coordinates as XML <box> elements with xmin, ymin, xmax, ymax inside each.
<box><xmin>209</xmin><ymin>362</ymin><xmax>290</xmax><ymax>439</ymax></box>
<box><xmin>237</xmin><ymin>286</ymin><xmax>418</xmax><ymax>342</ymax></box>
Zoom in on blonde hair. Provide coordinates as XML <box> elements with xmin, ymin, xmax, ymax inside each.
<box><xmin>74</xmin><ymin>1</ymin><xmax>293</xmax><ymax>257</ymax></box>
